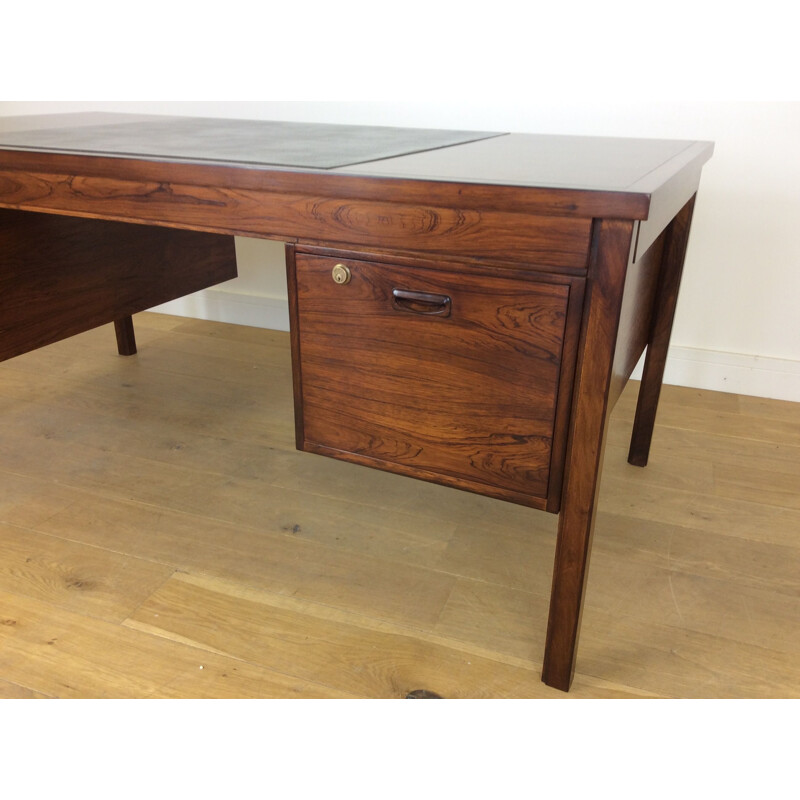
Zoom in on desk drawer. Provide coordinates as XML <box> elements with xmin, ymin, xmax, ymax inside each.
<box><xmin>288</xmin><ymin>250</ymin><xmax>584</xmax><ymax>509</ymax></box>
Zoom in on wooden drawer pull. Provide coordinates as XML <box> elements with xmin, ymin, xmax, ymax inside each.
<box><xmin>392</xmin><ymin>288</ymin><xmax>452</xmax><ymax>318</ymax></box>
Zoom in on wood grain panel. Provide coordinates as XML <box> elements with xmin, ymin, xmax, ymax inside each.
<box><xmin>609</xmin><ymin>228</ymin><xmax>666</xmax><ymax>407</ymax></box>
<box><xmin>290</xmin><ymin>250</ymin><xmax>584</xmax><ymax>507</ymax></box>
<box><xmin>0</xmin><ymin>208</ymin><xmax>236</xmax><ymax>362</ymax></box>
<box><xmin>0</xmin><ymin>170</ymin><xmax>591</xmax><ymax>268</ymax></box>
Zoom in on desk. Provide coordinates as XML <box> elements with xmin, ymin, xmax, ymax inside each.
<box><xmin>0</xmin><ymin>113</ymin><xmax>713</xmax><ymax>691</ymax></box>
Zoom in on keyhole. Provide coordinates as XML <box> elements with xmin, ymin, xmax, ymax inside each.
<box><xmin>331</xmin><ymin>264</ymin><xmax>351</xmax><ymax>285</ymax></box>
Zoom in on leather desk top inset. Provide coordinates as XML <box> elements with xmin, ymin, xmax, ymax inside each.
<box><xmin>0</xmin><ymin>115</ymin><xmax>501</xmax><ymax>170</ymax></box>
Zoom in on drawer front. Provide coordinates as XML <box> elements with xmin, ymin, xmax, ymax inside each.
<box><xmin>290</xmin><ymin>251</ymin><xmax>583</xmax><ymax>509</ymax></box>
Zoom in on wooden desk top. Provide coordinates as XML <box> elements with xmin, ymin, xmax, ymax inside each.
<box><xmin>0</xmin><ymin>113</ymin><xmax>713</xmax><ymax>219</ymax></box>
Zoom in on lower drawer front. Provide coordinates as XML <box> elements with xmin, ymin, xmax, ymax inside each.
<box><xmin>292</xmin><ymin>252</ymin><xmax>580</xmax><ymax>508</ymax></box>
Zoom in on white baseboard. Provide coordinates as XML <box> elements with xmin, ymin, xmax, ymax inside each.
<box><xmin>152</xmin><ymin>289</ymin><xmax>800</xmax><ymax>403</ymax></box>
<box><xmin>152</xmin><ymin>288</ymin><xmax>290</xmax><ymax>332</ymax></box>
<box><xmin>633</xmin><ymin>345</ymin><xmax>800</xmax><ymax>402</ymax></box>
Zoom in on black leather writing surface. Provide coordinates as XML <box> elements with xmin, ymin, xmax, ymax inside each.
<box><xmin>0</xmin><ymin>116</ymin><xmax>501</xmax><ymax>169</ymax></box>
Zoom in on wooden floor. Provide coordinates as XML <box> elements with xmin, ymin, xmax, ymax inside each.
<box><xmin>0</xmin><ymin>312</ymin><xmax>798</xmax><ymax>699</ymax></box>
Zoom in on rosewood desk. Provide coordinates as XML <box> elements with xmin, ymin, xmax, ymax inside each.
<box><xmin>0</xmin><ymin>113</ymin><xmax>713</xmax><ymax>691</ymax></box>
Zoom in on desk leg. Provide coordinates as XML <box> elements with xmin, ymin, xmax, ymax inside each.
<box><xmin>114</xmin><ymin>316</ymin><xmax>137</xmax><ymax>356</ymax></box>
<box><xmin>628</xmin><ymin>195</ymin><xmax>696</xmax><ymax>467</ymax></box>
<box><xmin>542</xmin><ymin>218</ymin><xmax>635</xmax><ymax>691</ymax></box>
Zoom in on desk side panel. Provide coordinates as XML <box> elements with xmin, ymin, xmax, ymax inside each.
<box><xmin>608</xmin><ymin>228</ymin><xmax>666</xmax><ymax>407</ymax></box>
<box><xmin>0</xmin><ymin>209</ymin><xmax>237</xmax><ymax>362</ymax></box>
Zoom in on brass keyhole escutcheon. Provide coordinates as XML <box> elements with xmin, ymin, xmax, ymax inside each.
<box><xmin>332</xmin><ymin>263</ymin><xmax>351</xmax><ymax>285</ymax></box>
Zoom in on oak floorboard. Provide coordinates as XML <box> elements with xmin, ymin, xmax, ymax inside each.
<box><xmin>578</xmin><ymin>608</ymin><xmax>800</xmax><ymax>698</ymax></box>
<box><xmin>125</xmin><ymin>572</ymin><xmax>639</xmax><ymax>699</ymax></box>
<box><xmin>0</xmin><ymin>589</ymin><xmax>351</xmax><ymax>699</ymax></box>
<box><xmin>605</xmin><ymin>442</ymin><xmax>714</xmax><ymax>492</ymax></box>
<box><xmin>434</xmin><ymin>578</ymin><xmax>548</xmax><ymax>662</ymax></box>
<box><xmin>0</xmin><ymin>313</ymin><xmax>798</xmax><ymax>698</ymax></box>
<box><xmin>591</xmin><ymin>512</ymin><xmax>800</xmax><ymax>600</ymax></box>
<box><xmin>598</xmin><ymin>475</ymin><xmax>800</xmax><ymax>549</ymax></box>
<box><xmin>0</xmin><ymin>472</ymin><xmax>77</xmax><ymax>530</ymax></box>
<box><xmin>0</xmin><ymin>522</ymin><xmax>174</xmax><ymax>623</ymax></box>
<box><xmin>738</xmin><ymin>393</ymin><xmax>800</xmax><ymax>423</ymax></box>
<box><xmin>712</xmin><ymin>462</ymin><xmax>800</xmax><ymax>511</ymax></box>
<box><xmin>607</xmin><ymin>421</ymin><xmax>800</xmax><ymax>471</ymax></box>
<box><xmin>615</xmin><ymin>388</ymin><xmax>800</xmax><ymax>447</ymax></box>
<box><xmin>27</xmin><ymin>493</ymin><xmax>458</xmax><ymax>628</ymax></box>
<box><xmin>0</xmin><ymin>677</ymin><xmax>51</xmax><ymax>699</ymax></box>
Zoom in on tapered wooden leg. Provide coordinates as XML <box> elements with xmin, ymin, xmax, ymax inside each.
<box><xmin>628</xmin><ymin>195</ymin><xmax>697</xmax><ymax>467</ymax></box>
<box><xmin>114</xmin><ymin>316</ymin><xmax>137</xmax><ymax>356</ymax></box>
<box><xmin>542</xmin><ymin>219</ymin><xmax>635</xmax><ymax>691</ymax></box>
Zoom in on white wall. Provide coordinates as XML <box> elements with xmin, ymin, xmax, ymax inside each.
<box><xmin>1</xmin><ymin>100</ymin><xmax>798</xmax><ymax>401</ymax></box>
